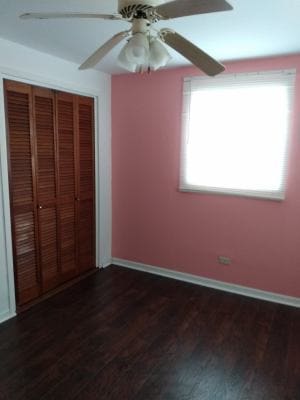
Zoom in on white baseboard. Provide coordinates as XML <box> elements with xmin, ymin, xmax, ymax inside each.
<box><xmin>112</xmin><ymin>258</ymin><xmax>300</xmax><ymax>308</ymax></box>
<box><xmin>0</xmin><ymin>310</ymin><xmax>16</xmax><ymax>324</ymax></box>
<box><xmin>102</xmin><ymin>261</ymin><xmax>112</xmax><ymax>268</ymax></box>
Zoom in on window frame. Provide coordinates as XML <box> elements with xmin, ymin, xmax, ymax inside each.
<box><xmin>180</xmin><ymin>69</ymin><xmax>296</xmax><ymax>201</ymax></box>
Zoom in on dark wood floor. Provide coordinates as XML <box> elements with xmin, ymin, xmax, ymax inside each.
<box><xmin>0</xmin><ymin>266</ymin><xmax>299</xmax><ymax>400</ymax></box>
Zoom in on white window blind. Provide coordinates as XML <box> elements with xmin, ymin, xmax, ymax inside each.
<box><xmin>180</xmin><ymin>70</ymin><xmax>296</xmax><ymax>200</ymax></box>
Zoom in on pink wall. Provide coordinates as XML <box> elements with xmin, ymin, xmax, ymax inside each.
<box><xmin>112</xmin><ymin>55</ymin><xmax>300</xmax><ymax>298</ymax></box>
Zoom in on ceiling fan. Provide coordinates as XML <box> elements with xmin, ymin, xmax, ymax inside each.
<box><xmin>20</xmin><ymin>0</ymin><xmax>233</xmax><ymax>76</ymax></box>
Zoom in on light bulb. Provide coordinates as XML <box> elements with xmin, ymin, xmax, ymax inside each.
<box><xmin>149</xmin><ymin>38</ymin><xmax>171</xmax><ymax>71</ymax></box>
<box><xmin>125</xmin><ymin>33</ymin><xmax>149</xmax><ymax>64</ymax></box>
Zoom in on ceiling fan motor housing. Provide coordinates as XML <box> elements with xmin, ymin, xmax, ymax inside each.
<box><xmin>118</xmin><ymin>0</ymin><xmax>165</xmax><ymax>9</ymax></box>
<box><xmin>118</xmin><ymin>0</ymin><xmax>166</xmax><ymax>18</ymax></box>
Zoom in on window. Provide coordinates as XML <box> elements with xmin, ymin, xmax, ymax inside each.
<box><xmin>180</xmin><ymin>70</ymin><xmax>295</xmax><ymax>200</ymax></box>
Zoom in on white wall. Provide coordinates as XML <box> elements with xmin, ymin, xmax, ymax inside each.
<box><xmin>0</xmin><ymin>37</ymin><xmax>112</xmax><ymax>323</ymax></box>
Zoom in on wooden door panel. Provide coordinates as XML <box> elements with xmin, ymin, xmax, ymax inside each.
<box><xmin>60</xmin><ymin>202</ymin><xmax>77</xmax><ymax>279</ymax></box>
<box><xmin>78</xmin><ymin>99</ymin><xmax>94</xmax><ymax>199</ymax></box>
<box><xmin>77</xmin><ymin>96</ymin><xmax>95</xmax><ymax>272</ymax></box>
<box><xmin>7</xmin><ymin>90</ymin><xmax>34</xmax><ymax>207</ymax></box>
<box><xmin>78</xmin><ymin>199</ymin><xmax>94</xmax><ymax>272</ymax></box>
<box><xmin>34</xmin><ymin>91</ymin><xmax>56</xmax><ymax>203</ymax></box>
<box><xmin>34</xmin><ymin>88</ymin><xmax>57</xmax><ymax>203</ymax></box>
<box><xmin>14</xmin><ymin>211</ymin><xmax>40</xmax><ymax>304</ymax></box>
<box><xmin>33</xmin><ymin>87</ymin><xmax>60</xmax><ymax>291</ymax></box>
<box><xmin>5</xmin><ymin>81</ymin><xmax>41</xmax><ymax>305</ymax></box>
<box><xmin>56</xmin><ymin>92</ymin><xmax>78</xmax><ymax>280</ymax></box>
<box><xmin>38</xmin><ymin>207</ymin><xmax>59</xmax><ymax>291</ymax></box>
<box><xmin>57</xmin><ymin>93</ymin><xmax>76</xmax><ymax>201</ymax></box>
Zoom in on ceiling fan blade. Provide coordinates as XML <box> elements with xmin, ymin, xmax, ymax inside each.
<box><xmin>161</xmin><ymin>30</ymin><xmax>224</xmax><ymax>76</ymax></box>
<box><xmin>155</xmin><ymin>0</ymin><xmax>232</xmax><ymax>19</ymax></box>
<box><xmin>20</xmin><ymin>12</ymin><xmax>123</xmax><ymax>21</ymax></box>
<box><xmin>79</xmin><ymin>31</ymin><xmax>129</xmax><ymax>70</ymax></box>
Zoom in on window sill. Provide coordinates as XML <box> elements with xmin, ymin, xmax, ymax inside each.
<box><xmin>179</xmin><ymin>185</ymin><xmax>284</xmax><ymax>201</ymax></box>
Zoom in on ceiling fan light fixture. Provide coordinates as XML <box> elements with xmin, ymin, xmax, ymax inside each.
<box><xmin>125</xmin><ymin>32</ymin><xmax>150</xmax><ymax>64</ymax></box>
<box><xmin>149</xmin><ymin>38</ymin><xmax>171</xmax><ymax>70</ymax></box>
<box><xmin>21</xmin><ymin>0</ymin><xmax>233</xmax><ymax>76</ymax></box>
<box><xmin>117</xmin><ymin>45</ymin><xmax>137</xmax><ymax>72</ymax></box>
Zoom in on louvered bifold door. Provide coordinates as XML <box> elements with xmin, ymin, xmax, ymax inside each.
<box><xmin>76</xmin><ymin>95</ymin><xmax>95</xmax><ymax>273</ymax></box>
<box><xmin>56</xmin><ymin>92</ymin><xmax>78</xmax><ymax>281</ymax></box>
<box><xmin>33</xmin><ymin>87</ymin><xmax>60</xmax><ymax>292</ymax></box>
<box><xmin>4</xmin><ymin>81</ymin><xmax>41</xmax><ymax>305</ymax></box>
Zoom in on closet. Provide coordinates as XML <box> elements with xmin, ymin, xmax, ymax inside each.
<box><xmin>4</xmin><ymin>80</ymin><xmax>95</xmax><ymax>307</ymax></box>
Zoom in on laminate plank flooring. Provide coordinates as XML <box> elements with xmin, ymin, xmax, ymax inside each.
<box><xmin>0</xmin><ymin>265</ymin><xmax>299</xmax><ymax>400</ymax></box>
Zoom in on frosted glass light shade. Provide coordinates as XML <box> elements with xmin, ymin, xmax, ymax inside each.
<box><xmin>118</xmin><ymin>46</ymin><xmax>137</xmax><ymax>72</ymax></box>
<box><xmin>149</xmin><ymin>39</ymin><xmax>171</xmax><ymax>70</ymax></box>
<box><xmin>125</xmin><ymin>33</ymin><xmax>149</xmax><ymax>64</ymax></box>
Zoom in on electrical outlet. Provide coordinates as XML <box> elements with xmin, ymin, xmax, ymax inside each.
<box><xmin>218</xmin><ymin>256</ymin><xmax>231</xmax><ymax>266</ymax></box>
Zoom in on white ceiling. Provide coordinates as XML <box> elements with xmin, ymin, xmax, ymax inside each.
<box><xmin>0</xmin><ymin>0</ymin><xmax>300</xmax><ymax>75</ymax></box>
